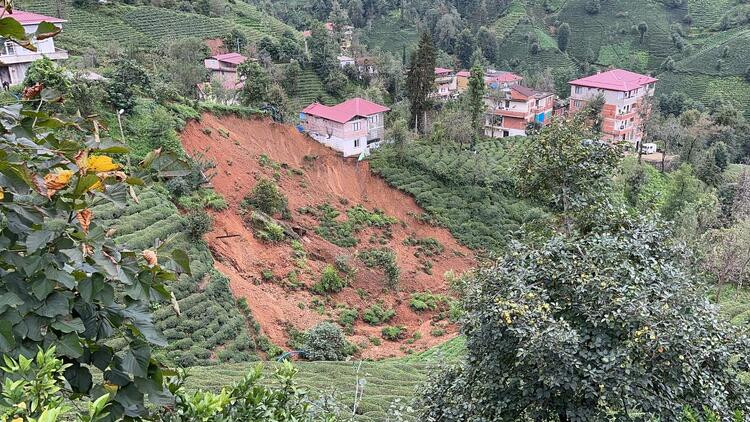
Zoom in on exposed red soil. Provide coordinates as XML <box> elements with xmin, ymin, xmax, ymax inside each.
<box><xmin>180</xmin><ymin>114</ymin><xmax>476</xmax><ymax>359</ymax></box>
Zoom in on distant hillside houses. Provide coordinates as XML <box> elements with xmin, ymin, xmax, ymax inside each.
<box><xmin>0</xmin><ymin>10</ymin><xmax>68</xmax><ymax>86</ymax></box>
<box><xmin>300</xmin><ymin>97</ymin><xmax>390</xmax><ymax>157</ymax></box>
<box><xmin>432</xmin><ymin>66</ymin><xmax>657</xmax><ymax>143</ymax></box>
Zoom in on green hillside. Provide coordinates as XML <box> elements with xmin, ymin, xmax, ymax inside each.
<box><xmin>90</xmin><ymin>186</ymin><xmax>261</xmax><ymax>367</ymax></box>
<box><xmin>16</xmin><ymin>0</ymin><xmax>298</xmax><ymax>55</ymax></box>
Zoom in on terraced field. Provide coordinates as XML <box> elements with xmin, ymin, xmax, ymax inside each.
<box><xmin>496</xmin><ymin>21</ymin><xmax>576</xmax><ymax>72</ymax></box>
<box><xmin>15</xmin><ymin>0</ymin><xmax>297</xmax><ymax>54</ymax></box>
<box><xmin>674</xmin><ymin>28</ymin><xmax>750</xmax><ymax>76</ymax></box>
<box><xmin>293</xmin><ymin>68</ymin><xmax>338</xmax><ymax>108</ymax></box>
<box><xmin>687</xmin><ymin>0</ymin><xmax>734</xmax><ymax>28</ymax></box>
<box><xmin>656</xmin><ymin>72</ymin><xmax>750</xmax><ymax>118</ymax></box>
<box><xmin>90</xmin><ymin>186</ymin><xmax>260</xmax><ymax>367</ymax></box>
<box><xmin>359</xmin><ymin>11</ymin><xmax>419</xmax><ymax>56</ymax></box>
<box><xmin>494</xmin><ymin>0</ymin><xmax>528</xmax><ymax>40</ymax></box>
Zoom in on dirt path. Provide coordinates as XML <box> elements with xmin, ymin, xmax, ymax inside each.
<box><xmin>181</xmin><ymin>114</ymin><xmax>476</xmax><ymax>359</ymax></box>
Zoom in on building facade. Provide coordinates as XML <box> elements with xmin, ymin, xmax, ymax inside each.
<box><xmin>301</xmin><ymin>98</ymin><xmax>390</xmax><ymax>157</ymax></box>
<box><xmin>568</xmin><ymin>69</ymin><xmax>657</xmax><ymax>144</ymax></box>
<box><xmin>433</xmin><ymin>68</ymin><xmax>457</xmax><ymax>99</ymax></box>
<box><xmin>484</xmin><ymin>83</ymin><xmax>554</xmax><ymax>138</ymax></box>
<box><xmin>203</xmin><ymin>52</ymin><xmax>248</xmax><ymax>90</ymax></box>
<box><xmin>0</xmin><ymin>10</ymin><xmax>68</xmax><ymax>86</ymax></box>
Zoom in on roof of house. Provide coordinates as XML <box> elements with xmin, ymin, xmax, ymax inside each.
<box><xmin>212</xmin><ymin>53</ymin><xmax>248</xmax><ymax>65</ymax></box>
<box><xmin>456</xmin><ymin>70</ymin><xmax>470</xmax><ymax>78</ymax></box>
<box><xmin>569</xmin><ymin>69</ymin><xmax>658</xmax><ymax>92</ymax></box>
<box><xmin>302</xmin><ymin>98</ymin><xmax>390</xmax><ymax>124</ymax></box>
<box><xmin>338</xmin><ymin>55</ymin><xmax>354</xmax><ymax>62</ymax></box>
<box><xmin>9</xmin><ymin>9</ymin><xmax>66</xmax><ymax>25</ymax></box>
<box><xmin>511</xmin><ymin>84</ymin><xmax>552</xmax><ymax>100</ymax></box>
<box><xmin>435</xmin><ymin>67</ymin><xmax>453</xmax><ymax>75</ymax></box>
<box><xmin>486</xmin><ymin>71</ymin><xmax>523</xmax><ymax>84</ymax></box>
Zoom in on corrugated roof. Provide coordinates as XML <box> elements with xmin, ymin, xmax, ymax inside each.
<box><xmin>435</xmin><ymin>67</ymin><xmax>453</xmax><ymax>75</ymax></box>
<box><xmin>8</xmin><ymin>9</ymin><xmax>66</xmax><ymax>25</ymax></box>
<box><xmin>213</xmin><ymin>53</ymin><xmax>247</xmax><ymax>65</ymax></box>
<box><xmin>302</xmin><ymin>98</ymin><xmax>390</xmax><ymax>124</ymax></box>
<box><xmin>570</xmin><ymin>69</ymin><xmax>658</xmax><ymax>92</ymax></box>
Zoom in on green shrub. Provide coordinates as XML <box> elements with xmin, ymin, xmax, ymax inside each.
<box><xmin>23</xmin><ymin>56</ymin><xmax>71</xmax><ymax>95</ymax></box>
<box><xmin>410</xmin><ymin>292</ymin><xmax>451</xmax><ymax>312</ymax></box>
<box><xmin>431</xmin><ymin>328</ymin><xmax>446</xmax><ymax>337</ymax></box>
<box><xmin>177</xmin><ymin>189</ymin><xmax>228</xmax><ymax>211</ymax></box>
<box><xmin>403</xmin><ymin>235</ymin><xmax>445</xmax><ymax>257</ymax></box>
<box><xmin>381</xmin><ymin>325</ymin><xmax>407</xmax><ymax>341</ymax></box>
<box><xmin>243</xmin><ymin>179</ymin><xmax>288</xmax><ymax>216</ymax></box>
<box><xmin>338</xmin><ymin>307</ymin><xmax>358</xmax><ymax>328</ymax></box>
<box><xmin>312</xmin><ymin>264</ymin><xmax>346</xmax><ymax>294</ymax></box>
<box><xmin>362</xmin><ymin>303</ymin><xmax>396</xmax><ymax>325</ymax></box>
<box><xmin>358</xmin><ymin>248</ymin><xmax>400</xmax><ymax>289</ymax></box>
<box><xmin>256</xmin><ymin>221</ymin><xmax>286</xmax><ymax>243</ymax></box>
<box><xmin>261</xmin><ymin>269</ymin><xmax>274</xmax><ymax>281</ymax></box>
<box><xmin>185</xmin><ymin>209</ymin><xmax>213</xmax><ymax>239</ymax></box>
<box><xmin>303</xmin><ymin>321</ymin><xmax>354</xmax><ymax>361</ymax></box>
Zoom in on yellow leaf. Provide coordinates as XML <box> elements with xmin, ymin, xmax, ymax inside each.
<box><xmin>44</xmin><ymin>169</ymin><xmax>74</xmax><ymax>196</ymax></box>
<box><xmin>85</xmin><ymin>155</ymin><xmax>120</xmax><ymax>173</ymax></box>
<box><xmin>0</xmin><ymin>187</ymin><xmax>4</xmax><ymax>200</ymax></box>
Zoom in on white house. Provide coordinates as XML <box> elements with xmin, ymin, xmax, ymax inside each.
<box><xmin>0</xmin><ymin>10</ymin><xmax>68</xmax><ymax>86</ymax></box>
<box><xmin>301</xmin><ymin>97</ymin><xmax>390</xmax><ymax>157</ymax></box>
<box><xmin>337</xmin><ymin>55</ymin><xmax>355</xmax><ymax>68</ymax></box>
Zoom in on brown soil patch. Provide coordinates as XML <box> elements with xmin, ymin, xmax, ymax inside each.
<box><xmin>180</xmin><ymin>114</ymin><xmax>476</xmax><ymax>359</ymax></box>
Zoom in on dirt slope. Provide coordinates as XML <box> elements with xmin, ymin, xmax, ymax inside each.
<box><xmin>180</xmin><ymin>114</ymin><xmax>475</xmax><ymax>358</ymax></box>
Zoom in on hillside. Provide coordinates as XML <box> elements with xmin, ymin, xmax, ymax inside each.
<box><xmin>15</xmin><ymin>0</ymin><xmax>299</xmax><ymax>55</ymax></box>
<box><xmin>179</xmin><ymin>114</ymin><xmax>476</xmax><ymax>359</ymax></box>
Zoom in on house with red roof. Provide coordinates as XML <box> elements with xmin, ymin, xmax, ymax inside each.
<box><xmin>433</xmin><ymin>68</ymin><xmax>458</xmax><ymax>99</ymax></box>
<box><xmin>203</xmin><ymin>53</ymin><xmax>249</xmax><ymax>90</ymax></box>
<box><xmin>454</xmin><ymin>69</ymin><xmax>523</xmax><ymax>95</ymax></box>
<box><xmin>0</xmin><ymin>10</ymin><xmax>68</xmax><ymax>86</ymax></box>
<box><xmin>568</xmin><ymin>69</ymin><xmax>658</xmax><ymax>144</ymax></box>
<box><xmin>484</xmin><ymin>83</ymin><xmax>555</xmax><ymax>138</ymax></box>
<box><xmin>301</xmin><ymin>98</ymin><xmax>390</xmax><ymax>157</ymax></box>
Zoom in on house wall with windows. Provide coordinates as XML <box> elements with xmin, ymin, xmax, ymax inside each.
<box><xmin>568</xmin><ymin>69</ymin><xmax>657</xmax><ymax>144</ymax></box>
<box><xmin>301</xmin><ymin>98</ymin><xmax>390</xmax><ymax>157</ymax></box>
<box><xmin>0</xmin><ymin>11</ymin><xmax>68</xmax><ymax>86</ymax></box>
<box><xmin>484</xmin><ymin>84</ymin><xmax>555</xmax><ymax>138</ymax></box>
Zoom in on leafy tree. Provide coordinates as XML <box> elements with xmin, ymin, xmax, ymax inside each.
<box><xmin>406</xmin><ymin>32</ymin><xmax>437</xmax><ymax>133</ymax></box>
<box><xmin>517</xmin><ymin>115</ymin><xmax>622</xmax><ymax>230</ymax></box>
<box><xmin>348</xmin><ymin>0</ymin><xmax>366</xmax><ymax>27</ymax></box>
<box><xmin>282</xmin><ymin>60</ymin><xmax>302</xmax><ymax>95</ymax></box>
<box><xmin>237</xmin><ymin>61</ymin><xmax>270</xmax><ymax>106</ymax></box>
<box><xmin>162</xmin><ymin>37</ymin><xmax>209</xmax><ymax>97</ymax></box>
<box><xmin>243</xmin><ymin>178</ymin><xmax>288</xmax><ymax>216</ymax></box>
<box><xmin>105</xmin><ymin>59</ymin><xmax>151</xmax><ymax>113</ymax></box>
<box><xmin>659</xmin><ymin>91</ymin><xmax>689</xmax><ymax>116</ymax></box>
<box><xmin>277</xmin><ymin>31</ymin><xmax>303</xmax><ymax>63</ymax></box>
<box><xmin>0</xmin><ymin>81</ymin><xmax>190</xmax><ymax>418</ymax></box>
<box><xmin>324</xmin><ymin>70</ymin><xmax>348</xmax><ymax>97</ymax></box>
<box><xmin>258</xmin><ymin>36</ymin><xmax>280</xmax><ymax>62</ymax></box>
<box><xmin>302</xmin><ymin>322</ymin><xmax>353</xmax><ymax>361</ymax></box>
<box><xmin>23</xmin><ymin>56</ymin><xmax>71</xmax><ymax>95</ymax></box>
<box><xmin>584</xmin><ymin>0</ymin><xmax>601</xmax><ymax>14</ymax></box>
<box><xmin>308</xmin><ymin>22</ymin><xmax>338</xmax><ymax>79</ymax></box>
<box><xmin>476</xmin><ymin>26</ymin><xmax>498</xmax><ymax>64</ymax></box>
<box><xmin>456</xmin><ymin>29</ymin><xmax>475</xmax><ymax>68</ymax></box>
<box><xmin>557</xmin><ymin>22</ymin><xmax>571</xmax><ymax>52</ymax></box>
<box><xmin>745</xmin><ymin>65</ymin><xmax>750</xmax><ymax>83</ymax></box>
<box><xmin>638</xmin><ymin>21</ymin><xmax>649</xmax><ymax>43</ymax></box>
<box><xmin>466</xmin><ymin>61</ymin><xmax>485</xmax><ymax>147</ymax></box>
<box><xmin>418</xmin><ymin>219</ymin><xmax>750</xmax><ymax>421</ymax></box>
<box><xmin>530</xmin><ymin>41</ymin><xmax>541</xmax><ymax>55</ymax></box>
<box><xmin>223</xmin><ymin>28</ymin><xmax>247</xmax><ymax>53</ymax></box>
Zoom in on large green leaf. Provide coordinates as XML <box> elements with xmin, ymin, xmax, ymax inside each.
<box><xmin>34</xmin><ymin>21</ymin><xmax>61</xmax><ymax>40</ymax></box>
<box><xmin>170</xmin><ymin>249</ymin><xmax>191</xmax><ymax>277</ymax></box>
<box><xmin>0</xmin><ymin>320</ymin><xmax>16</xmax><ymax>352</ymax></box>
<box><xmin>57</xmin><ymin>332</ymin><xmax>84</xmax><ymax>358</ymax></box>
<box><xmin>121</xmin><ymin>342</ymin><xmax>150</xmax><ymax>378</ymax></box>
<box><xmin>0</xmin><ymin>17</ymin><xmax>27</xmax><ymax>42</ymax></box>
<box><xmin>0</xmin><ymin>292</ymin><xmax>24</xmax><ymax>312</ymax></box>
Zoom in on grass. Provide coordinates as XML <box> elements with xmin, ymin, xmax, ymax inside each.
<box><xmin>674</xmin><ymin>28</ymin><xmax>750</xmax><ymax>76</ymax></box>
<box><xmin>359</xmin><ymin>10</ymin><xmax>418</xmax><ymax>56</ymax></box>
<box><xmin>656</xmin><ymin>72</ymin><xmax>750</xmax><ymax>118</ymax></box>
<box><xmin>687</xmin><ymin>0</ymin><xmax>735</xmax><ymax>28</ymax></box>
<box><xmin>183</xmin><ymin>361</ymin><xmax>428</xmax><ymax>421</ymax></box>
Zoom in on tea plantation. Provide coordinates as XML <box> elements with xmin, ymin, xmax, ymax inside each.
<box><xmin>369</xmin><ymin>139</ymin><xmax>549</xmax><ymax>252</ymax></box>
<box><xmin>90</xmin><ymin>186</ymin><xmax>261</xmax><ymax>367</ymax></box>
<box><xmin>15</xmin><ymin>0</ymin><xmax>298</xmax><ymax>54</ymax></box>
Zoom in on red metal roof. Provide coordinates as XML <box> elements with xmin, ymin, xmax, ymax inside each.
<box><xmin>302</xmin><ymin>98</ymin><xmax>390</xmax><ymax>124</ymax></box>
<box><xmin>435</xmin><ymin>67</ymin><xmax>453</xmax><ymax>75</ymax></box>
<box><xmin>569</xmin><ymin>69</ymin><xmax>658</xmax><ymax>92</ymax></box>
<box><xmin>213</xmin><ymin>53</ymin><xmax>247</xmax><ymax>65</ymax></box>
<box><xmin>456</xmin><ymin>70</ymin><xmax>470</xmax><ymax>78</ymax></box>
<box><xmin>8</xmin><ymin>9</ymin><xmax>66</xmax><ymax>24</ymax></box>
<box><xmin>486</xmin><ymin>71</ymin><xmax>523</xmax><ymax>84</ymax></box>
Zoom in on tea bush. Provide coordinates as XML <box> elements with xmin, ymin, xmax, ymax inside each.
<box><xmin>312</xmin><ymin>264</ymin><xmax>347</xmax><ymax>294</ymax></box>
<box><xmin>362</xmin><ymin>304</ymin><xmax>397</xmax><ymax>325</ymax></box>
<box><xmin>303</xmin><ymin>322</ymin><xmax>355</xmax><ymax>361</ymax></box>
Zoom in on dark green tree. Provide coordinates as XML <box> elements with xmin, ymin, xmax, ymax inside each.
<box><xmin>584</xmin><ymin>0</ymin><xmax>601</xmax><ymax>14</ymax></box>
<box><xmin>557</xmin><ymin>22</ymin><xmax>571</xmax><ymax>52</ymax></box>
<box><xmin>418</xmin><ymin>219</ymin><xmax>750</xmax><ymax>421</ymax></box>
<box><xmin>406</xmin><ymin>32</ymin><xmax>436</xmax><ymax>133</ymax></box>
<box><xmin>466</xmin><ymin>61</ymin><xmax>485</xmax><ymax>147</ymax></box>
<box><xmin>308</xmin><ymin>22</ymin><xmax>338</xmax><ymax>79</ymax></box>
<box><xmin>105</xmin><ymin>59</ymin><xmax>151</xmax><ymax>113</ymax></box>
<box><xmin>223</xmin><ymin>29</ymin><xmax>247</xmax><ymax>53</ymax></box>
<box><xmin>237</xmin><ymin>61</ymin><xmax>270</xmax><ymax>106</ymax></box>
<box><xmin>638</xmin><ymin>21</ymin><xmax>649</xmax><ymax>43</ymax></box>
<box><xmin>456</xmin><ymin>28</ymin><xmax>475</xmax><ymax>68</ymax></box>
<box><xmin>476</xmin><ymin>26</ymin><xmax>498</xmax><ymax>64</ymax></box>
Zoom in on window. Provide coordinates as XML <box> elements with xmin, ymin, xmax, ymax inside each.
<box><xmin>354</xmin><ymin>139</ymin><xmax>360</xmax><ymax>147</ymax></box>
<box><xmin>1</xmin><ymin>41</ymin><xmax>15</xmax><ymax>56</ymax></box>
<box><xmin>352</xmin><ymin>121</ymin><xmax>361</xmax><ymax>131</ymax></box>
<box><xmin>575</xmin><ymin>86</ymin><xmax>585</xmax><ymax>94</ymax></box>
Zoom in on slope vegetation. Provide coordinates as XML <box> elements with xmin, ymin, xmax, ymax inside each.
<box><xmin>180</xmin><ymin>114</ymin><xmax>476</xmax><ymax>359</ymax></box>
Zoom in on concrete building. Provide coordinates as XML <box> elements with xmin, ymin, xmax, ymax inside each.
<box><xmin>484</xmin><ymin>83</ymin><xmax>554</xmax><ymax>138</ymax></box>
<box><xmin>433</xmin><ymin>67</ymin><xmax>457</xmax><ymax>99</ymax></box>
<box><xmin>203</xmin><ymin>52</ymin><xmax>248</xmax><ymax>90</ymax></box>
<box><xmin>0</xmin><ymin>10</ymin><xmax>68</xmax><ymax>86</ymax></box>
<box><xmin>301</xmin><ymin>97</ymin><xmax>390</xmax><ymax>157</ymax></box>
<box><xmin>568</xmin><ymin>69</ymin><xmax>658</xmax><ymax>144</ymax></box>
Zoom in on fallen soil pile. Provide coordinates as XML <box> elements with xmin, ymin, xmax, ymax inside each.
<box><xmin>180</xmin><ymin>114</ymin><xmax>476</xmax><ymax>358</ymax></box>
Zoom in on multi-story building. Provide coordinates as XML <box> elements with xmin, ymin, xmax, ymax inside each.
<box><xmin>484</xmin><ymin>83</ymin><xmax>555</xmax><ymax>138</ymax></box>
<box><xmin>0</xmin><ymin>10</ymin><xmax>68</xmax><ymax>86</ymax></box>
<box><xmin>433</xmin><ymin>68</ymin><xmax>457</xmax><ymax>99</ymax></box>
<box><xmin>568</xmin><ymin>69</ymin><xmax>658</xmax><ymax>144</ymax></box>
<box><xmin>301</xmin><ymin>97</ymin><xmax>390</xmax><ymax>157</ymax></box>
<box><xmin>203</xmin><ymin>52</ymin><xmax>249</xmax><ymax>90</ymax></box>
